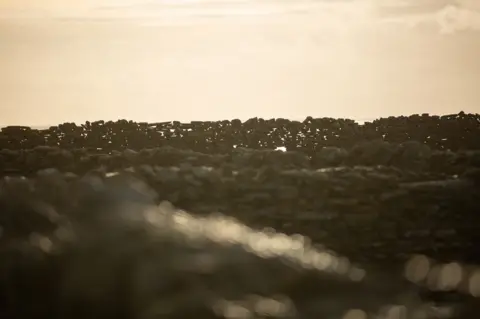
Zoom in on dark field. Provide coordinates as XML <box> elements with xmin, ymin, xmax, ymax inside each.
<box><xmin>1</xmin><ymin>113</ymin><xmax>480</xmax><ymax>319</ymax></box>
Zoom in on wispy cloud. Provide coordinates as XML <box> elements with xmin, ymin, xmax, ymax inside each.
<box><xmin>378</xmin><ymin>3</ymin><xmax>480</xmax><ymax>34</ymax></box>
<box><xmin>1</xmin><ymin>0</ymin><xmax>479</xmax><ymax>34</ymax></box>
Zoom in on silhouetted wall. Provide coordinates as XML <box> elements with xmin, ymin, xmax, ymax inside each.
<box><xmin>1</xmin><ymin>112</ymin><xmax>479</xmax><ymax>152</ymax></box>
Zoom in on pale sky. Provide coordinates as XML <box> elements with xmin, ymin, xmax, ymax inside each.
<box><xmin>1</xmin><ymin>0</ymin><xmax>480</xmax><ymax>126</ymax></box>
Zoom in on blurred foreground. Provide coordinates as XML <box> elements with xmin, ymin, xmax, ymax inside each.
<box><xmin>0</xmin><ymin>168</ymin><xmax>479</xmax><ymax>319</ymax></box>
<box><xmin>0</xmin><ymin>115</ymin><xmax>479</xmax><ymax>318</ymax></box>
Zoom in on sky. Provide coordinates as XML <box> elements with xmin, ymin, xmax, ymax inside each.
<box><xmin>1</xmin><ymin>0</ymin><xmax>480</xmax><ymax>126</ymax></box>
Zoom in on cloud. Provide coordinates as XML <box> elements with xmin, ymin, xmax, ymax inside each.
<box><xmin>94</xmin><ymin>0</ymin><xmax>480</xmax><ymax>34</ymax></box>
<box><xmin>375</xmin><ymin>2</ymin><xmax>480</xmax><ymax>34</ymax></box>
<box><xmin>1</xmin><ymin>0</ymin><xmax>480</xmax><ymax>34</ymax></box>
<box><xmin>435</xmin><ymin>5</ymin><xmax>480</xmax><ymax>33</ymax></box>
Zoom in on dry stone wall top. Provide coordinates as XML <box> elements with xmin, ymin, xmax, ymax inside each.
<box><xmin>1</xmin><ymin>112</ymin><xmax>479</xmax><ymax>152</ymax></box>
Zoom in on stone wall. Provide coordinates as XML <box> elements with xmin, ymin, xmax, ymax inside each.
<box><xmin>1</xmin><ymin>112</ymin><xmax>479</xmax><ymax>152</ymax></box>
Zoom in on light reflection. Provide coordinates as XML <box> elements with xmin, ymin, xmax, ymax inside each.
<box><xmin>405</xmin><ymin>255</ymin><xmax>480</xmax><ymax>299</ymax></box>
<box><xmin>348</xmin><ymin>268</ymin><xmax>367</xmax><ymax>282</ymax></box>
<box><xmin>213</xmin><ymin>294</ymin><xmax>295</xmax><ymax>319</ymax></box>
<box><xmin>29</xmin><ymin>232</ymin><xmax>53</xmax><ymax>253</ymax></box>
<box><xmin>384</xmin><ymin>305</ymin><xmax>407</xmax><ymax>319</ymax></box>
<box><xmin>221</xmin><ymin>302</ymin><xmax>251</xmax><ymax>319</ymax></box>
<box><xmin>405</xmin><ymin>255</ymin><xmax>431</xmax><ymax>284</ymax></box>
<box><xmin>143</xmin><ymin>201</ymin><xmax>363</xmax><ymax>278</ymax></box>
<box><xmin>343</xmin><ymin>309</ymin><xmax>367</xmax><ymax>319</ymax></box>
<box><xmin>437</xmin><ymin>262</ymin><xmax>463</xmax><ymax>291</ymax></box>
<box><xmin>468</xmin><ymin>270</ymin><xmax>480</xmax><ymax>297</ymax></box>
